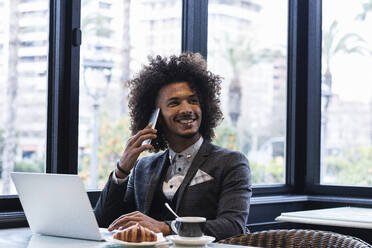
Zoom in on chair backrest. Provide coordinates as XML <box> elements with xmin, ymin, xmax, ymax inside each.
<box><xmin>218</xmin><ymin>229</ymin><xmax>371</xmax><ymax>248</ymax></box>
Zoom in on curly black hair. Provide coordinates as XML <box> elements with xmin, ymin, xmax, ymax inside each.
<box><xmin>127</xmin><ymin>52</ymin><xmax>223</xmax><ymax>152</ymax></box>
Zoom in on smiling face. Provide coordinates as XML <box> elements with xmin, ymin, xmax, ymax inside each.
<box><xmin>156</xmin><ymin>82</ymin><xmax>202</xmax><ymax>150</ymax></box>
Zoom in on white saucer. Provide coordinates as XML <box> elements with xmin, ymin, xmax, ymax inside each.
<box><xmin>166</xmin><ymin>235</ymin><xmax>215</xmax><ymax>245</ymax></box>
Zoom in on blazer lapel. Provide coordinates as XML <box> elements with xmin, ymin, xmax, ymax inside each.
<box><xmin>143</xmin><ymin>151</ymin><xmax>170</xmax><ymax>214</ymax></box>
<box><xmin>175</xmin><ymin>141</ymin><xmax>212</xmax><ymax>212</ymax></box>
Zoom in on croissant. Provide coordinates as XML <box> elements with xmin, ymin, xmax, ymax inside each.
<box><xmin>113</xmin><ymin>224</ymin><xmax>157</xmax><ymax>242</ymax></box>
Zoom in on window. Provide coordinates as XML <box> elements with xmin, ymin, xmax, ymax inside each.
<box><xmin>321</xmin><ymin>0</ymin><xmax>372</xmax><ymax>186</ymax></box>
<box><xmin>207</xmin><ymin>0</ymin><xmax>288</xmax><ymax>185</ymax></box>
<box><xmin>0</xmin><ymin>0</ymin><xmax>48</xmax><ymax>195</ymax></box>
<box><xmin>78</xmin><ymin>0</ymin><xmax>182</xmax><ymax>190</ymax></box>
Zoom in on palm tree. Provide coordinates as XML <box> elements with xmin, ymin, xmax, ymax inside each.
<box><xmin>321</xmin><ymin>20</ymin><xmax>367</xmax><ymax>179</ymax></box>
<box><xmin>356</xmin><ymin>0</ymin><xmax>372</xmax><ymax>20</ymax></box>
<box><xmin>221</xmin><ymin>35</ymin><xmax>281</xmax><ymax>126</ymax></box>
<box><xmin>2</xmin><ymin>0</ymin><xmax>19</xmax><ymax>194</ymax></box>
<box><xmin>322</xmin><ymin>20</ymin><xmax>367</xmax><ymax>99</ymax></box>
<box><xmin>82</xmin><ymin>0</ymin><xmax>130</xmax><ymax>116</ymax></box>
<box><xmin>81</xmin><ymin>0</ymin><xmax>113</xmax><ymax>38</ymax></box>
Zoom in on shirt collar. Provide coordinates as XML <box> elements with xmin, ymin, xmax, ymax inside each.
<box><xmin>169</xmin><ymin>136</ymin><xmax>204</xmax><ymax>163</ymax></box>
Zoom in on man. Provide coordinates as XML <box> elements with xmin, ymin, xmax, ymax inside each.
<box><xmin>94</xmin><ymin>53</ymin><xmax>251</xmax><ymax>241</ymax></box>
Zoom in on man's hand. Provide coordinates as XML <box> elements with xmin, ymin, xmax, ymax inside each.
<box><xmin>116</xmin><ymin>123</ymin><xmax>157</xmax><ymax>178</ymax></box>
<box><xmin>108</xmin><ymin>211</ymin><xmax>171</xmax><ymax>235</ymax></box>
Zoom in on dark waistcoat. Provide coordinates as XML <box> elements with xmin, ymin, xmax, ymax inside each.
<box><xmin>148</xmin><ymin>160</ymin><xmax>179</xmax><ymax>221</ymax></box>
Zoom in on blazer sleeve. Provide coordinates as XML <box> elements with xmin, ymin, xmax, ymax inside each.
<box><xmin>204</xmin><ymin>152</ymin><xmax>252</xmax><ymax>240</ymax></box>
<box><xmin>94</xmin><ymin>169</ymin><xmax>136</xmax><ymax>227</ymax></box>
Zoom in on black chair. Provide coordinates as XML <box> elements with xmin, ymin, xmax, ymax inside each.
<box><xmin>218</xmin><ymin>229</ymin><xmax>371</xmax><ymax>248</ymax></box>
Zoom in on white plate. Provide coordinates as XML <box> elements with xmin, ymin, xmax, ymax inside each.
<box><xmin>108</xmin><ymin>233</ymin><xmax>166</xmax><ymax>247</ymax></box>
<box><xmin>166</xmin><ymin>235</ymin><xmax>215</xmax><ymax>245</ymax></box>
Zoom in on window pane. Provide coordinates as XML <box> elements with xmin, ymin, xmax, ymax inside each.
<box><xmin>207</xmin><ymin>0</ymin><xmax>288</xmax><ymax>185</ymax></box>
<box><xmin>78</xmin><ymin>0</ymin><xmax>181</xmax><ymax>190</ymax></box>
<box><xmin>321</xmin><ymin>0</ymin><xmax>372</xmax><ymax>186</ymax></box>
<box><xmin>0</xmin><ymin>0</ymin><xmax>48</xmax><ymax>195</ymax></box>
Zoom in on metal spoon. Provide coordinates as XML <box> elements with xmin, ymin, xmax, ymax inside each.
<box><xmin>165</xmin><ymin>203</ymin><xmax>179</xmax><ymax>218</ymax></box>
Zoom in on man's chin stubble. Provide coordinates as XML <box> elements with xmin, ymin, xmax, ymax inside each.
<box><xmin>177</xmin><ymin>131</ymin><xmax>198</xmax><ymax>139</ymax></box>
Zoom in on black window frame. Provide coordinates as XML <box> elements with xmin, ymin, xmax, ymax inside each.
<box><xmin>304</xmin><ymin>0</ymin><xmax>372</xmax><ymax>198</ymax></box>
<box><xmin>1</xmin><ymin>0</ymin><xmax>372</xmax><ymax>226</ymax></box>
<box><xmin>0</xmin><ymin>0</ymin><xmax>82</xmax><ymax>217</ymax></box>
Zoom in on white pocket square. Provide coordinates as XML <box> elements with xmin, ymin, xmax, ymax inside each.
<box><xmin>190</xmin><ymin>169</ymin><xmax>214</xmax><ymax>186</ymax></box>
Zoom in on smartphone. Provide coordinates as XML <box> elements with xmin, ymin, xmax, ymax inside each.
<box><xmin>142</xmin><ymin>108</ymin><xmax>160</xmax><ymax>146</ymax></box>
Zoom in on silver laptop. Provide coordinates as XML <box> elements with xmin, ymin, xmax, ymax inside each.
<box><xmin>11</xmin><ymin>172</ymin><xmax>112</xmax><ymax>241</ymax></box>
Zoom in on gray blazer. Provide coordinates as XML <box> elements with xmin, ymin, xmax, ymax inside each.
<box><xmin>94</xmin><ymin>140</ymin><xmax>252</xmax><ymax>240</ymax></box>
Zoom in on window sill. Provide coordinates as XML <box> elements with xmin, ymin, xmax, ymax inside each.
<box><xmin>2</xmin><ymin>194</ymin><xmax>372</xmax><ymax>229</ymax></box>
<box><xmin>0</xmin><ymin>212</ymin><xmax>27</xmax><ymax>229</ymax></box>
<box><xmin>251</xmin><ymin>195</ymin><xmax>308</xmax><ymax>205</ymax></box>
<box><xmin>308</xmin><ymin>195</ymin><xmax>372</xmax><ymax>206</ymax></box>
